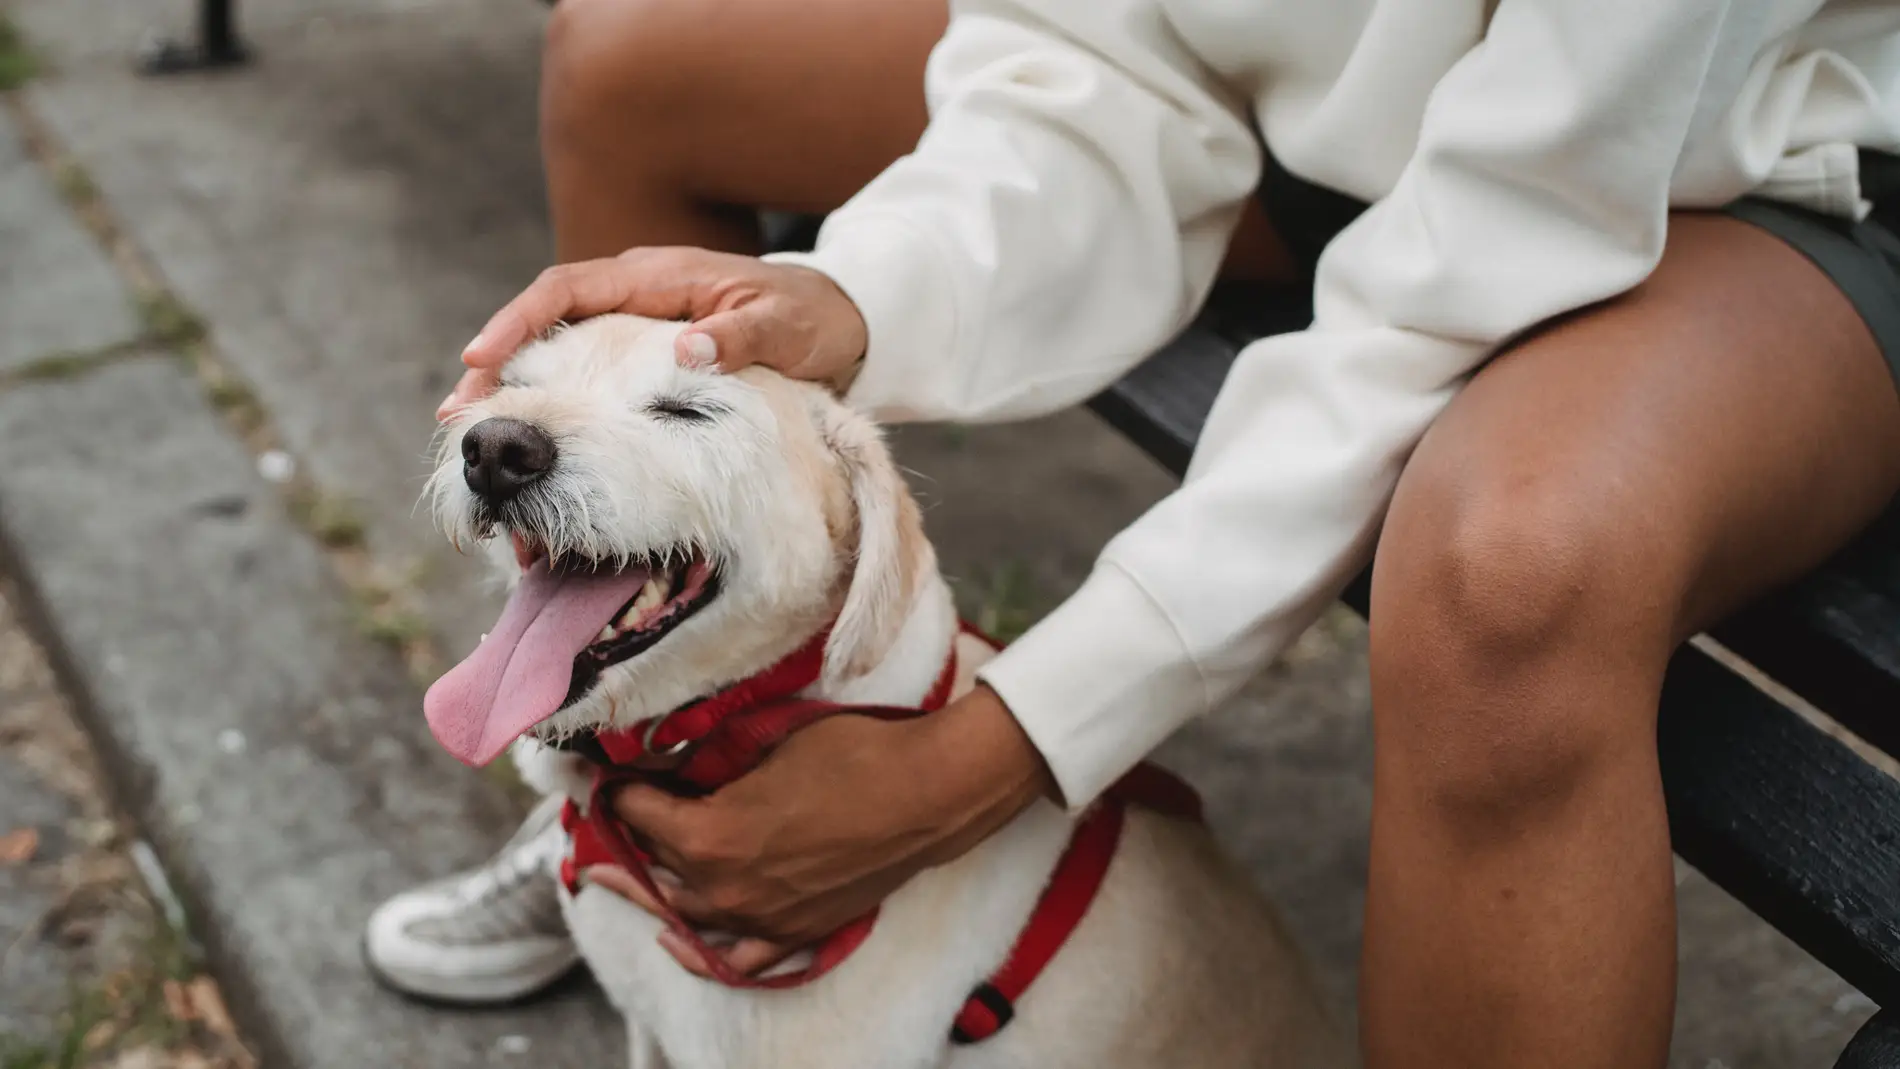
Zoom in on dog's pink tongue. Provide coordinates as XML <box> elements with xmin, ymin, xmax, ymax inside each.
<box><xmin>424</xmin><ymin>559</ymin><xmax>649</xmax><ymax>767</ymax></box>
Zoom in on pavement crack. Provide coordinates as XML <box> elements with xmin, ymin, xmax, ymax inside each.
<box><xmin>0</xmin><ymin>340</ymin><xmax>169</xmax><ymax>391</ymax></box>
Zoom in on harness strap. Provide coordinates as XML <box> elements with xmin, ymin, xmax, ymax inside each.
<box><xmin>951</xmin><ymin>797</ymin><xmax>1124</xmax><ymax>1043</ymax></box>
<box><xmin>662</xmin><ymin>652</ymin><xmax>958</xmax><ymax>792</ymax></box>
<box><xmin>573</xmin><ymin>768</ymin><xmax>888</xmax><ymax>986</ymax></box>
<box><xmin>948</xmin><ymin>762</ymin><xmax>1203</xmax><ymax>1043</ymax></box>
<box><xmin>557</xmin><ymin>619</ymin><xmax>1205</xmax><ymax>1044</ymax></box>
<box><xmin>589</xmin><ymin>628</ymin><xmax>837</xmax><ymax>770</ymax></box>
<box><xmin>558</xmin><ymin>637</ymin><xmax>958</xmax><ymax>989</ymax></box>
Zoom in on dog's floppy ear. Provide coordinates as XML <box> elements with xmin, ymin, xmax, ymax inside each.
<box><xmin>819</xmin><ymin>406</ymin><xmax>931</xmax><ymax>680</ymax></box>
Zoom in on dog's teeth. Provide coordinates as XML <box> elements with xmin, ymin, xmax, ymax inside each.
<box><xmin>625</xmin><ymin>579</ymin><xmax>666</xmax><ymax>623</ymax></box>
<box><xmin>597</xmin><ymin>625</ymin><xmax>616</xmax><ymax>643</ymax></box>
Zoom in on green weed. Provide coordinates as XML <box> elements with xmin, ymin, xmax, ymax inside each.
<box><xmin>974</xmin><ymin>561</ymin><xmax>1044</xmax><ymax>644</ymax></box>
<box><xmin>137</xmin><ymin>293</ymin><xmax>207</xmax><ymax>349</ymax></box>
<box><xmin>0</xmin><ymin>17</ymin><xmax>39</xmax><ymax>91</ymax></box>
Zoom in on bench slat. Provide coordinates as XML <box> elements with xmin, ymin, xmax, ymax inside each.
<box><xmin>1837</xmin><ymin>1010</ymin><xmax>1900</xmax><ymax>1069</ymax></box>
<box><xmin>1714</xmin><ymin>555</ymin><xmax>1900</xmax><ymax>759</ymax></box>
<box><xmin>1658</xmin><ymin>644</ymin><xmax>1900</xmax><ymax>1008</ymax></box>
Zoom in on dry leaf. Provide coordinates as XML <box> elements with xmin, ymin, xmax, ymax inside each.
<box><xmin>82</xmin><ymin>1019</ymin><xmax>117</xmax><ymax>1051</ymax></box>
<box><xmin>186</xmin><ymin>976</ymin><xmax>239</xmax><ymax>1040</ymax></box>
<box><xmin>0</xmin><ymin>826</ymin><xmax>39</xmax><ymax>864</ymax></box>
<box><xmin>163</xmin><ymin>978</ymin><xmax>198</xmax><ymax>1023</ymax></box>
<box><xmin>77</xmin><ymin>817</ymin><xmax>119</xmax><ymax>848</ymax></box>
<box><xmin>103</xmin><ymin>1046</ymin><xmax>166</xmax><ymax>1069</ymax></box>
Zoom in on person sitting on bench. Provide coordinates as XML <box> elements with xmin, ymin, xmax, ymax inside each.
<box><xmin>365</xmin><ymin>0</ymin><xmax>1900</xmax><ymax>1064</ymax></box>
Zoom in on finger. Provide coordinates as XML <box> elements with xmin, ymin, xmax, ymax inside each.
<box><xmin>656</xmin><ymin>929</ymin><xmax>716</xmax><ymax>979</ymax></box>
<box><xmin>719</xmin><ymin>936</ymin><xmax>800</xmax><ymax>978</ymax></box>
<box><xmin>437</xmin><ymin>367</ymin><xmax>498</xmax><ymax>421</ymax></box>
<box><xmin>610</xmin><ymin>245</ymin><xmax>715</xmax><ymax>317</ymax></box>
<box><xmin>577</xmin><ymin>865</ymin><xmax>667</xmax><ymax>917</ymax></box>
<box><xmin>461</xmin><ymin>298</ymin><xmax>553</xmax><ymax>370</ymax></box>
<box><xmin>675</xmin><ymin>308</ymin><xmax>772</xmax><ymax>373</ymax></box>
<box><xmin>610</xmin><ymin>782</ymin><xmax>701</xmax><ymax>872</ymax></box>
<box><xmin>653</xmin><ymin>882</ymin><xmax>728</xmax><ymax>929</ymax></box>
<box><xmin>462</xmin><ymin>259</ymin><xmax>662</xmax><ymax>368</ymax></box>
<box><xmin>675</xmin><ymin>328</ymin><xmax>721</xmax><ymax>371</ymax></box>
<box><xmin>467</xmin><ymin>250</ymin><xmax>742</xmax><ymax>369</ymax></box>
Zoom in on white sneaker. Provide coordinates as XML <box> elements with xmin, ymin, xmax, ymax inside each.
<box><xmin>364</xmin><ymin>793</ymin><xmax>579</xmax><ymax>1004</ymax></box>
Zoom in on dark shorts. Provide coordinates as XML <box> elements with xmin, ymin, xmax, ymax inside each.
<box><xmin>1258</xmin><ymin>148</ymin><xmax>1900</xmax><ymax>391</ymax></box>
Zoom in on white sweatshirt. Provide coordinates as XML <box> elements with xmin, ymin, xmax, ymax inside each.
<box><xmin>767</xmin><ymin>0</ymin><xmax>1900</xmax><ymax>809</ymax></box>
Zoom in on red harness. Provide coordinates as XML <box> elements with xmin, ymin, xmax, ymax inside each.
<box><xmin>555</xmin><ymin>623</ymin><xmax>1201</xmax><ymax>1045</ymax></box>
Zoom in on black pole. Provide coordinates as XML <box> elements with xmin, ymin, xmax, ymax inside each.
<box><xmin>202</xmin><ymin>0</ymin><xmax>241</xmax><ymax>61</ymax></box>
<box><xmin>140</xmin><ymin>0</ymin><xmax>250</xmax><ymax>75</ymax></box>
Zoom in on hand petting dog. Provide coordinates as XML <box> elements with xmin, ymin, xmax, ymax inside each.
<box><xmin>441</xmin><ymin>249</ymin><xmax>868</xmax><ymax>420</ymax></box>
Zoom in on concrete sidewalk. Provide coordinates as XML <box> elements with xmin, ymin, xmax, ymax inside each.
<box><xmin>0</xmin><ymin>574</ymin><xmax>258</xmax><ymax>1069</ymax></box>
<box><xmin>0</xmin><ymin>0</ymin><xmax>1878</xmax><ymax>1065</ymax></box>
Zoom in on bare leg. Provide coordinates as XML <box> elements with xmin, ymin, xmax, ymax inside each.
<box><xmin>536</xmin><ymin>0</ymin><xmax>1291</xmax><ymax>276</ymax></box>
<box><xmin>1360</xmin><ymin>213</ymin><xmax>1900</xmax><ymax>1068</ymax></box>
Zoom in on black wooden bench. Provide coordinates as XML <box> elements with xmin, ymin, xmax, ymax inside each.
<box><xmin>765</xmin><ymin>214</ymin><xmax>1900</xmax><ymax>1066</ymax></box>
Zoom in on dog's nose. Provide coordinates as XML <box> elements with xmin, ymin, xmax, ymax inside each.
<box><xmin>462</xmin><ymin>418</ymin><xmax>556</xmax><ymax>503</ymax></box>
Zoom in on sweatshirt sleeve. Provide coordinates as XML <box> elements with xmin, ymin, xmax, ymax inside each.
<box><xmin>778</xmin><ymin>0</ymin><xmax>1789</xmax><ymax>807</ymax></box>
<box><xmin>764</xmin><ymin>0</ymin><xmax>1263</xmax><ymax>422</ymax></box>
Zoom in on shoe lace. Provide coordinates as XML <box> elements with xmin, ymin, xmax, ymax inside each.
<box><xmin>456</xmin><ymin>824</ymin><xmax>562</xmax><ymax>900</ymax></box>
<box><xmin>431</xmin><ymin>820</ymin><xmax>568</xmax><ymax>941</ymax></box>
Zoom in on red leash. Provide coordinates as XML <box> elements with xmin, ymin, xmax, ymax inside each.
<box><xmin>556</xmin><ymin>622</ymin><xmax>1201</xmax><ymax>1043</ymax></box>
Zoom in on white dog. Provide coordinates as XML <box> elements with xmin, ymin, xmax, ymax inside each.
<box><xmin>423</xmin><ymin>315</ymin><xmax>1350</xmax><ymax>1069</ymax></box>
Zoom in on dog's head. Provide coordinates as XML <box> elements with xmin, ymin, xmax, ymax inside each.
<box><xmin>422</xmin><ymin>314</ymin><xmax>933</xmax><ymax>767</ymax></box>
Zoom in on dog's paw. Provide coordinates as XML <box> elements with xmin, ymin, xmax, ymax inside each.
<box><xmin>511</xmin><ymin>736</ymin><xmax>594</xmax><ymax>801</ymax></box>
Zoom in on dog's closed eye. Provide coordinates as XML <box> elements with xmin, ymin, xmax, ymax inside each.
<box><xmin>647</xmin><ymin>397</ymin><xmax>715</xmax><ymax>423</ymax></box>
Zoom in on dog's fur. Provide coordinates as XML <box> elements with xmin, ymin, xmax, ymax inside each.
<box><xmin>431</xmin><ymin>315</ymin><xmax>1350</xmax><ymax>1069</ymax></box>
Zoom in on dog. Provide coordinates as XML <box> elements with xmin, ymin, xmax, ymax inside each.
<box><xmin>423</xmin><ymin>314</ymin><xmax>1351</xmax><ymax>1069</ymax></box>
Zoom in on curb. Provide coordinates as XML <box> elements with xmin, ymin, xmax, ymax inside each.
<box><xmin>0</xmin><ymin>357</ymin><xmax>620</xmax><ymax>1067</ymax></box>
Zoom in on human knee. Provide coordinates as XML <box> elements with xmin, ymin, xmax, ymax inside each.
<box><xmin>1379</xmin><ymin>451</ymin><xmax>1687</xmax><ymax>670</ymax></box>
<box><xmin>1369</xmin><ymin>462</ymin><xmax>1679</xmax><ymax>818</ymax></box>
